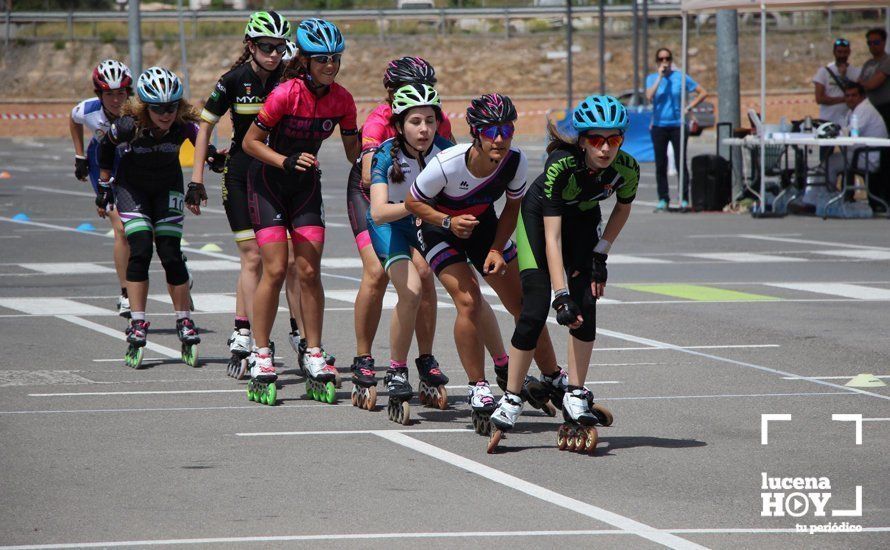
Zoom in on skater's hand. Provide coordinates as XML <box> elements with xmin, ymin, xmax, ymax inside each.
<box><xmin>74</xmin><ymin>155</ymin><xmax>89</xmax><ymax>181</ymax></box>
<box><xmin>591</xmin><ymin>252</ymin><xmax>607</xmax><ymax>299</ymax></box>
<box><xmin>449</xmin><ymin>214</ymin><xmax>479</xmax><ymax>239</ymax></box>
<box><xmin>185</xmin><ymin>182</ymin><xmax>208</xmax><ymax>215</ymax></box>
<box><xmin>282</xmin><ymin>152</ymin><xmax>316</xmax><ymax>174</ymax></box>
<box><xmin>110</xmin><ymin>115</ymin><xmax>136</xmax><ymax>144</ymax></box>
<box><xmin>483</xmin><ymin>248</ymin><xmax>507</xmax><ymax>276</ymax></box>
<box><xmin>206</xmin><ymin>144</ymin><xmax>227</xmax><ymax>174</ymax></box>
<box><xmin>552</xmin><ymin>292</ymin><xmax>583</xmax><ymax>329</ymax></box>
<box><xmin>95</xmin><ymin>179</ymin><xmax>114</xmax><ymax>218</ymax></box>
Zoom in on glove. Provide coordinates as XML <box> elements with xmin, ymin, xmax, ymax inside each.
<box><xmin>185</xmin><ymin>182</ymin><xmax>207</xmax><ymax>207</ymax></box>
<box><xmin>110</xmin><ymin>115</ymin><xmax>136</xmax><ymax>144</ymax></box>
<box><xmin>282</xmin><ymin>154</ymin><xmax>302</xmax><ymax>175</ymax></box>
<box><xmin>591</xmin><ymin>252</ymin><xmax>608</xmax><ymax>284</ymax></box>
<box><xmin>74</xmin><ymin>155</ymin><xmax>89</xmax><ymax>181</ymax></box>
<box><xmin>96</xmin><ymin>179</ymin><xmax>114</xmax><ymax>211</ymax></box>
<box><xmin>206</xmin><ymin>144</ymin><xmax>226</xmax><ymax>173</ymax></box>
<box><xmin>551</xmin><ymin>292</ymin><xmax>582</xmax><ymax>327</ymax></box>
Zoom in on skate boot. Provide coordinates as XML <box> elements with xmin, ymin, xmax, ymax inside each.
<box><xmin>247</xmin><ymin>349</ymin><xmax>277</xmax><ymax>405</ymax></box>
<box><xmin>494</xmin><ymin>363</ymin><xmax>556</xmax><ymax>417</ymax></box>
<box><xmin>124</xmin><ymin>319</ymin><xmax>149</xmax><ymax>369</ymax></box>
<box><xmin>488</xmin><ymin>392</ymin><xmax>524</xmax><ymax>453</ymax></box>
<box><xmin>295</xmin><ymin>338</ymin><xmax>308</xmax><ymax>375</ymax></box>
<box><xmin>302</xmin><ymin>348</ymin><xmax>338</xmax><ymax>404</ymax></box>
<box><xmin>468</xmin><ymin>380</ymin><xmax>497</xmax><ymax>436</ymax></box>
<box><xmin>226</xmin><ymin>329</ymin><xmax>251</xmax><ymax>379</ymax></box>
<box><xmin>557</xmin><ymin>387</ymin><xmax>613</xmax><ymax>455</ymax></box>
<box><xmin>117</xmin><ymin>294</ymin><xmax>131</xmax><ymax>319</ymax></box>
<box><xmin>176</xmin><ymin>318</ymin><xmax>201</xmax><ymax>367</ymax></box>
<box><xmin>350</xmin><ymin>355</ymin><xmax>378</xmax><ymax>411</ymax></box>
<box><xmin>416</xmin><ymin>354</ymin><xmax>448</xmax><ymax>410</ymax></box>
<box><xmin>385</xmin><ymin>366</ymin><xmax>413</xmax><ymax>426</ymax></box>
<box><xmin>541</xmin><ymin>367</ymin><xmax>569</xmax><ymax>411</ymax></box>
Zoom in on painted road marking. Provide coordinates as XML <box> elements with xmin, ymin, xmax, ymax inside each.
<box><xmin>55</xmin><ymin>315</ymin><xmax>181</xmax><ymax>359</ymax></box>
<box><xmin>149</xmin><ymin>292</ymin><xmax>236</xmax><ymax>313</ymax></box>
<box><xmin>29</xmin><ymin>389</ymin><xmax>245</xmax><ymax>397</ymax></box>
<box><xmin>180</xmin><ymin>260</ymin><xmax>240</xmax><ymax>272</ymax></box>
<box><xmin>0</xmin><ymin>298</ymin><xmax>111</xmax><ymax>316</ymax></box>
<box><xmin>783</xmin><ymin>375</ymin><xmax>890</xmax><ymax>380</ymax></box>
<box><xmin>377</xmin><ymin>431</ymin><xmax>705</xmax><ymax>549</ymax></box>
<box><xmin>685</xmin><ymin>252</ymin><xmax>806</xmax><ymax>263</ymax></box>
<box><xmin>320</xmin><ymin>257</ymin><xmax>364</xmax><ymax>268</ymax></box>
<box><xmin>20</xmin><ymin>262</ymin><xmax>115</xmax><ymax>274</ymax></box>
<box><xmin>766</xmin><ymin>282</ymin><xmax>890</xmax><ymax>301</ymax></box>
<box><xmin>478</xmin><ymin>285</ymin><xmax>622</xmax><ymax>304</ymax></box>
<box><xmin>605</xmin><ymin>254</ymin><xmax>673</xmax><ymax>264</ymax></box>
<box><xmin>814</xmin><ymin>249</ymin><xmax>890</xmax><ymax>261</ymax></box>
<box><xmin>738</xmin><ymin>234</ymin><xmax>890</xmax><ymax>251</ymax></box>
<box><xmin>237</xmin><ymin>428</ymin><xmax>472</xmax><ymax>437</ymax></box>
<box><xmin>617</xmin><ymin>284</ymin><xmax>779</xmax><ymax>302</ymax></box>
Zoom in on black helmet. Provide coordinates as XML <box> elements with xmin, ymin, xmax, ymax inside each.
<box><xmin>383</xmin><ymin>56</ymin><xmax>437</xmax><ymax>90</ymax></box>
<box><xmin>466</xmin><ymin>93</ymin><xmax>517</xmax><ymax>135</ymax></box>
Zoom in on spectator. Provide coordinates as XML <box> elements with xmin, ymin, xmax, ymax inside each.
<box><xmin>859</xmin><ymin>28</ymin><xmax>890</xmax><ymax>209</ymax></box>
<box><xmin>825</xmin><ymin>83</ymin><xmax>887</xmax><ymax>207</ymax></box>
<box><xmin>813</xmin><ymin>38</ymin><xmax>860</xmax><ymax>160</ymax></box>
<box><xmin>645</xmin><ymin>47</ymin><xmax>708</xmax><ymax>212</ymax></box>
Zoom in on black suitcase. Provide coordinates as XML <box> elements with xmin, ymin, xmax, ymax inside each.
<box><xmin>691</xmin><ymin>154</ymin><xmax>732</xmax><ymax>211</ymax></box>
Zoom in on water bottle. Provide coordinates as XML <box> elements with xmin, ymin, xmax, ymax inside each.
<box><xmin>803</xmin><ymin>116</ymin><xmax>813</xmax><ymax>132</ymax></box>
<box><xmin>850</xmin><ymin>113</ymin><xmax>860</xmax><ymax>138</ymax></box>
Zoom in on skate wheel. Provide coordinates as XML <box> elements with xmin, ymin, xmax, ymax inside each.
<box><xmin>487</xmin><ymin>429</ymin><xmax>504</xmax><ymax>454</ymax></box>
<box><xmin>436</xmin><ymin>386</ymin><xmax>448</xmax><ymax>410</ymax></box>
<box><xmin>366</xmin><ymin>385</ymin><xmax>377</xmax><ymax>411</ymax></box>
<box><xmin>266</xmin><ymin>384</ymin><xmax>277</xmax><ymax>406</ymax></box>
<box><xmin>574</xmin><ymin>430</ymin><xmax>586</xmax><ymax>452</ymax></box>
<box><xmin>132</xmin><ymin>346</ymin><xmax>144</xmax><ymax>369</ymax></box>
<box><xmin>188</xmin><ymin>345</ymin><xmax>199</xmax><ymax>367</ymax></box>
<box><xmin>584</xmin><ymin>427</ymin><xmax>598</xmax><ymax>455</ymax></box>
<box><xmin>471</xmin><ymin>414</ymin><xmax>481</xmax><ymax>434</ymax></box>
<box><xmin>351</xmin><ymin>388</ymin><xmax>358</xmax><ymax>407</ymax></box>
<box><xmin>557</xmin><ymin>425</ymin><xmax>569</xmax><ymax>450</ymax></box>
<box><xmin>387</xmin><ymin>402</ymin><xmax>396</xmax><ymax>422</ymax></box>
<box><xmin>543</xmin><ymin>401</ymin><xmax>558</xmax><ymax>417</ymax></box>
<box><xmin>418</xmin><ymin>388</ymin><xmax>429</xmax><ymax>406</ymax></box>
<box><xmin>305</xmin><ymin>381</ymin><xmax>313</xmax><ymax>400</ymax></box>
<box><xmin>566</xmin><ymin>429</ymin><xmax>577</xmax><ymax>451</ymax></box>
<box><xmin>592</xmin><ymin>404</ymin><xmax>613</xmax><ymax>427</ymax></box>
<box><xmin>237</xmin><ymin>359</ymin><xmax>249</xmax><ymax>380</ymax></box>
<box><xmin>323</xmin><ymin>381</ymin><xmax>336</xmax><ymax>404</ymax></box>
<box><xmin>398</xmin><ymin>401</ymin><xmax>410</xmax><ymax>426</ymax></box>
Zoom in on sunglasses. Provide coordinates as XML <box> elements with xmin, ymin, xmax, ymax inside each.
<box><xmin>478</xmin><ymin>123</ymin><xmax>515</xmax><ymax>141</ymax></box>
<box><xmin>868</xmin><ymin>39</ymin><xmax>884</xmax><ymax>46</ymax></box>
<box><xmin>148</xmin><ymin>102</ymin><xmax>179</xmax><ymax>114</ymax></box>
<box><xmin>255</xmin><ymin>42</ymin><xmax>288</xmax><ymax>55</ymax></box>
<box><xmin>657</xmin><ymin>56</ymin><xmax>672</xmax><ymax>62</ymax></box>
<box><xmin>580</xmin><ymin>133</ymin><xmax>624</xmax><ymax>150</ymax></box>
<box><xmin>834</xmin><ymin>38</ymin><xmax>850</xmax><ymax>47</ymax></box>
<box><xmin>311</xmin><ymin>54</ymin><xmax>342</xmax><ymax>65</ymax></box>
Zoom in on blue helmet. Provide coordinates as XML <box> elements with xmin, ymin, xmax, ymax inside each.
<box><xmin>572</xmin><ymin>95</ymin><xmax>628</xmax><ymax>133</ymax></box>
<box><xmin>136</xmin><ymin>67</ymin><xmax>183</xmax><ymax>104</ymax></box>
<box><xmin>296</xmin><ymin>18</ymin><xmax>345</xmax><ymax>55</ymax></box>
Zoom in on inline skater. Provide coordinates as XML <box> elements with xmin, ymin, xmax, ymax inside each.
<box><xmin>364</xmin><ymin>83</ymin><xmax>453</xmax><ymax>422</ymax></box>
<box><xmin>405</xmin><ymin>93</ymin><xmax>562</xmax><ymax>436</ymax></box>
<box><xmin>191</xmin><ymin>11</ymin><xmax>306</xmax><ymax>379</ymax></box>
<box><xmin>241</xmin><ymin>18</ymin><xmax>359</xmax><ymax>405</ymax></box>
<box><xmin>346</xmin><ymin>56</ymin><xmax>453</xmax><ymax>405</ymax></box>
<box><xmin>98</xmin><ymin>67</ymin><xmax>210</xmax><ymax>368</ymax></box>
<box><xmin>70</xmin><ymin>59</ymin><xmax>133</xmax><ymax>317</ymax></box>
<box><xmin>488</xmin><ymin>95</ymin><xmax>637</xmax><ymax>454</ymax></box>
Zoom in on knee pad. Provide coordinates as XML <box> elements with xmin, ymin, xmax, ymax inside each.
<box><xmin>125</xmin><ymin>231</ymin><xmax>153</xmax><ymax>282</ymax></box>
<box><xmin>155</xmin><ymin>236</ymin><xmax>189</xmax><ymax>286</ymax></box>
<box><xmin>511</xmin><ymin>270</ymin><xmax>550</xmax><ymax>351</ymax></box>
<box><xmin>568</xmin><ymin>269</ymin><xmax>597</xmax><ymax>342</ymax></box>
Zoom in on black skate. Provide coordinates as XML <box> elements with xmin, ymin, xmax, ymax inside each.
<box><xmin>541</xmin><ymin>367</ymin><xmax>568</xmax><ymax>411</ymax></box>
<box><xmin>124</xmin><ymin>319</ymin><xmax>149</xmax><ymax>369</ymax></box>
<box><xmin>385</xmin><ymin>367</ymin><xmax>412</xmax><ymax>426</ymax></box>
<box><xmin>494</xmin><ymin>363</ymin><xmax>557</xmax><ymax>417</ymax></box>
<box><xmin>350</xmin><ymin>355</ymin><xmax>378</xmax><ymax>411</ymax></box>
<box><xmin>416</xmin><ymin>355</ymin><xmax>448</xmax><ymax>410</ymax></box>
<box><xmin>176</xmin><ymin>318</ymin><xmax>201</xmax><ymax>367</ymax></box>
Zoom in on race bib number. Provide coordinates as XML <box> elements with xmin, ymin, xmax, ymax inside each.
<box><xmin>168</xmin><ymin>191</ymin><xmax>185</xmax><ymax>214</ymax></box>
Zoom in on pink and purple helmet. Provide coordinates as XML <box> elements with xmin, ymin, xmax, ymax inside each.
<box><xmin>383</xmin><ymin>56</ymin><xmax>437</xmax><ymax>90</ymax></box>
<box><xmin>465</xmin><ymin>93</ymin><xmax>517</xmax><ymax>135</ymax></box>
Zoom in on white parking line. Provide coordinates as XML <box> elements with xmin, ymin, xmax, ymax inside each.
<box><xmin>377</xmin><ymin>431</ymin><xmax>705</xmax><ymax>549</ymax></box>
<box><xmin>237</xmin><ymin>428</ymin><xmax>472</xmax><ymax>437</ymax></box>
<box><xmin>782</xmin><ymin>375</ymin><xmax>890</xmax><ymax>380</ymax></box>
<box><xmin>29</xmin><ymin>389</ymin><xmax>245</xmax><ymax>397</ymax></box>
<box><xmin>55</xmin><ymin>315</ymin><xmax>181</xmax><ymax>359</ymax></box>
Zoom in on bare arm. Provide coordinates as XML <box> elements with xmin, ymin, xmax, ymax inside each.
<box><xmin>687</xmin><ymin>84</ymin><xmax>709</xmax><ymax>111</ymax></box>
<box><xmin>191</xmin><ymin>121</ymin><xmax>215</xmax><ymax>185</ymax></box>
<box><xmin>814</xmin><ymin>82</ymin><xmax>844</xmax><ymax>106</ymax></box>
<box><xmin>342</xmin><ymin>133</ymin><xmax>360</xmax><ymax>164</ymax></box>
<box><xmin>69</xmin><ymin>117</ymin><xmax>85</xmax><ymax>157</ymax></box>
<box><xmin>601</xmin><ymin>201</ymin><xmax>632</xmax><ymax>246</ymax></box>
<box><xmin>360</xmin><ymin>151</ymin><xmax>375</xmax><ymax>187</ymax></box>
<box><xmin>646</xmin><ymin>73</ymin><xmax>663</xmax><ymax>102</ymax></box>
<box><xmin>406</xmin><ymin>194</ymin><xmax>449</xmax><ymax>227</ymax></box>
<box><xmin>860</xmin><ymin>68</ymin><xmax>888</xmax><ymax>91</ymax></box>
<box><xmin>369</xmin><ymin>184</ymin><xmax>409</xmax><ymax>225</ymax></box>
<box><xmin>491</xmin><ymin>197</ymin><xmax>520</xmax><ymax>253</ymax></box>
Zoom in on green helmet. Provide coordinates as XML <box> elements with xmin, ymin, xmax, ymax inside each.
<box><xmin>245</xmin><ymin>11</ymin><xmax>291</xmax><ymax>41</ymax></box>
<box><xmin>392</xmin><ymin>83</ymin><xmax>441</xmax><ymax>115</ymax></box>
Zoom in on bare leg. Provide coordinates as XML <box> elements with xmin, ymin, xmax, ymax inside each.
<box><xmin>412</xmin><ymin>249</ymin><xmax>437</xmax><ymax>356</ymax></box>
<box><xmin>437</xmin><ymin>262</ymin><xmax>490</xmax><ymax>382</ymax></box>
<box><xmin>285</xmin><ymin>240</ymin><xmax>304</xmax><ymax>335</ymax></box>
<box><xmin>293</xmin><ymin>238</ymin><xmax>324</xmax><ymax>348</ymax></box>
<box><xmin>109</xmin><ymin>209</ymin><xmax>129</xmax><ymax>290</ymax></box>
<box><xmin>355</xmin><ymin>244</ymin><xmax>388</xmax><ymax>356</ymax></box>
<box><xmin>386</xmin><ymin>259</ymin><xmax>422</xmax><ymax>363</ymax></box>
<box><xmin>252</xmin><ymin>242</ymin><xmax>289</xmax><ymax>348</ymax></box>
<box><xmin>236</xmin><ymin>239</ymin><xmax>262</xmax><ymax>323</ymax></box>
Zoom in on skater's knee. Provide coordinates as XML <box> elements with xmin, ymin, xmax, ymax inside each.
<box><xmin>242</xmin><ymin>248</ymin><xmax>262</xmax><ymax>274</ymax></box>
<box><xmin>263</xmin><ymin>261</ymin><xmax>288</xmax><ymax>286</ymax></box>
<box><xmin>453</xmin><ymin>288</ymin><xmax>484</xmax><ymax>317</ymax></box>
<box><xmin>126</xmin><ymin>231</ymin><xmax>153</xmax><ymax>282</ymax></box>
<box><xmin>395</xmin><ymin>282</ymin><xmax>422</xmax><ymax>309</ymax></box>
<box><xmin>156</xmin><ymin>236</ymin><xmax>188</xmax><ymax>286</ymax></box>
<box><xmin>298</xmin><ymin>262</ymin><xmax>321</xmax><ymax>287</ymax></box>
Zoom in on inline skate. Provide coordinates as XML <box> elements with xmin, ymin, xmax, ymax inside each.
<box><xmin>487</xmin><ymin>391</ymin><xmax>523</xmax><ymax>453</ymax></box>
<box><xmin>302</xmin><ymin>348</ymin><xmax>338</xmax><ymax>404</ymax></box>
<box><xmin>494</xmin><ymin>363</ymin><xmax>556</xmax><ymax>417</ymax></box>
<box><xmin>124</xmin><ymin>319</ymin><xmax>149</xmax><ymax>369</ymax></box>
<box><xmin>468</xmin><ymin>380</ymin><xmax>497</xmax><ymax>436</ymax></box>
<box><xmin>416</xmin><ymin>354</ymin><xmax>448</xmax><ymax>410</ymax></box>
<box><xmin>385</xmin><ymin>366</ymin><xmax>412</xmax><ymax>425</ymax></box>
<box><xmin>246</xmin><ymin>348</ymin><xmax>277</xmax><ymax>405</ymax></box>
<box><xmin>226</xmin><ymin>329</ymin><xmax>251</xmax><ymax>379</ymax></box>
<box><xmin>176</xmin><ymin>318</ymin><xmax>200</xmax><ymax>367</ymax></box>
<box><xmin>557</xmin><ymin>387</ymin><xmax>613</xmax><ymax>455</ymax></box>
<box><xmin>350</xmin><ymin>355</ymin><xmax>378</xmax><ymax>411</ymax></box>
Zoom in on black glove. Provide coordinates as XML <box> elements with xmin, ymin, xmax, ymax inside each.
<box><xmin>206</xmin><ymin>144</ymin><xmax>226</xmax><ymax>173</ymax></box>
<box><xmin>74</xmin><ymin>155</ymin><xmax>89</xmax><ymax>181</ymax></box>
<box><xmin>551</xmin><ymin>293</ymin><xmax>582</xmax><ymax>327</ymax></box>
<box><xmin>185</xmin><ymin>182</ymin><xmax>208</xmax><ymax>207</ymax></box>
<box><xmin>282</xmin><ymin>154</ymin><xmax>302</xmax><ymax>175</ymax></box>
<box><xmin>95</xmin><ymin>179</ymin><xmax>114</xmax><ymax>210</ymax></box>
<box><xmin>591</xmin><ymin>252</ymin><xmax>608</xmax><ymax>284</ymax></box>
<box><xmin>110</xmin><ymin>115</ymin><xmax>136</xmax><ymax>144</ymax></box>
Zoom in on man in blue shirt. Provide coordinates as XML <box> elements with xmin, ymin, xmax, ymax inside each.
<box><xmin>645</xmin><ymin>47</ymin><xmax>709</xmax><ymax>211</ymax></box>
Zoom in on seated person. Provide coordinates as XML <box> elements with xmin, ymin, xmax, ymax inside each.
<box><xmin>826</xmin><ymin>82</ymin><xmax>888</xmax><ymax>196</ymax></box>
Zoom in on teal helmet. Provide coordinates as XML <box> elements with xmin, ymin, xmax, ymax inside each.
<box><xmin>572</xmin><ymin>95</ymin><xmax>629</xmax><ymax>133</ymax></box>
<box><xmin>296</xmin><ymin>18</ymin><xmax>345</xmax><ymax>55</ymax></box>
<box><xmin>136</xmin><ymin>67</ymin><xmax>182</xmax><ymax>104</ymax></box>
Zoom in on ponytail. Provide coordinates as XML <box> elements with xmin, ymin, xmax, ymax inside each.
<box><xmin>545</xmin><ymin>120</ymin><xmax>580</xmax><ymax>155</ymax></box>
<box><xmin>231</xmin><ymin>44</ymin><xmax>252</xmax><ymax>71</ymax></box>
<box><xmin>388</xmin><ymin>111</ymin><xmax>406</xmax><ymax>183</ymax></box>
<box><xmin>280</xmin><ymin>55</ymin><xmax>308</xmax><ymax>83</ymax></box>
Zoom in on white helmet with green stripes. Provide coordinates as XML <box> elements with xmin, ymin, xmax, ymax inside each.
<box><xmin>391</xmin><ymin>83</ymin><xmax>441</xmax><ymax>115</ymax></box>
<box><xmin>244</xmin><ymin>11</ymin><xmax>292</xmax><ymax>41</ymax></box>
